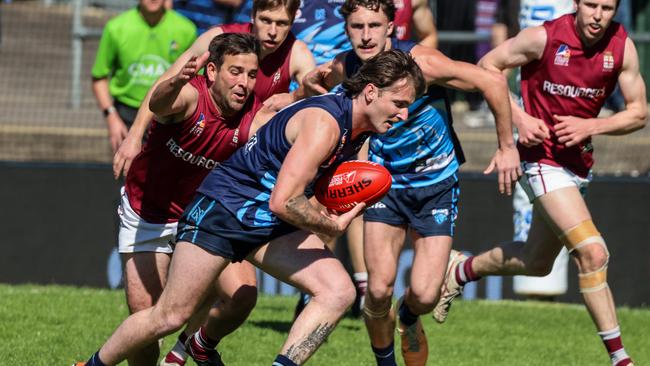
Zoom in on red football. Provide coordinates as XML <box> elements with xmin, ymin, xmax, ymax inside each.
<box><xmin>314</xmin><ymin>160</ymin><xmax>392</xmax><ymax>213</ymax></box>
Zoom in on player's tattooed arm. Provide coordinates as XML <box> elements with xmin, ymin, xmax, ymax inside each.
<box><xmin>283</xmin><ymin>195</ymin><xmax>341</xmax><ymax>238</ymax></box>
<box><xmin>284</xmin><ymin>322</ymin><xmax>335</xmax><ymax>364</ymax></box>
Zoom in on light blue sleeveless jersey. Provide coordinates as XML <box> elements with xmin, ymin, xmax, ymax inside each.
<box><xmin>344</xmin><ymin>39</ymin><xmax>465</xmax><ymax>189</ymax></box>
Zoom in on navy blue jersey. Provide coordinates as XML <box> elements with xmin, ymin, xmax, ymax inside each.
<box><xmin>344</xmin><ymin>39</ymin><xmax>465</xmax><ymax>188</ymax></box>
<box><xmin>197</xmin><ymin>93</ymin><xmax>369</xmax><ymax>227</ymax></box>
<box><xmin>291</xmin><ymin>0</ymin><xmax>351</xmax><ymax>65</ymax></box>
<box><xmin>173</xmin><ymin>0</ymin><xmax>232</xmax><ymax>35</ymax></box>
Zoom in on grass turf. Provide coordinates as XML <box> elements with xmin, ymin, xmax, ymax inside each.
<box><xmin>1</xmin><ymin>284</ymin><xmax>648</xmax><ymax>365</ymax></box>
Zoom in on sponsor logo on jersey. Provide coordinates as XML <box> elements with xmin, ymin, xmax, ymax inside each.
<box><xmin>245</xmin><ymin>134</ymin><xmax>258</xmax><ymax>152</ymax></box>
<box><xmin>554</xmin><ymin>44</ymin><xmax>571</xmax><ymax>66</ymax></box>
<box><xmin>431</xmin><ymin>208</ymin><xmax>449</xmax><ymax>224</ymax></box>
<box><xmin>232</xmin><ymin>127</ymin><xmax>240</xmax><ymax>145</ymax></box>
<box><xmin>166</xmin><ymin>138</ymin><xmax>220</xmax><ymax>169</ymax></box>
<box><xmin>603</xmin><ymin>51</ymin><xmax>614</xmax><ymax>72</ymax></box>
<box><xmin>190</xmin><ymin>113</ymin><xmax>206</xmax><ymax>136</ymax></box>
<box><xmin>272</xmin><ymin>70</ymin><xmax>282</xmax><ymax>86</ymax></box>
<box><xmin>542</xmin><ymin>81</ymin><xmax>605</xmax><ymax>99</ymax></box>
<box><xmin>128</xmin><ymin>55</ymin><xmax>170</xmax><ymax>85</ymax></box>
<box><xmin>315</xmin><ymin>8</ymin><xmax>326</xmax><ymax>20</ymax></box>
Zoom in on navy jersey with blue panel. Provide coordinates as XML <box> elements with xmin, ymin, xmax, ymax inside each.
<box><xmin>291</xmin><ymin>0</ymin><xmax>351</xmax><ymax>65</ymax></box>
<box><xmin>197</xmin><ymin>93</ymin><xmax>368</xmax><ymax>228</ymax></box>
<box><xmin>344</xmin><ymin>39</ymin><xmax>465</xmax><ymax>189</ymax></box>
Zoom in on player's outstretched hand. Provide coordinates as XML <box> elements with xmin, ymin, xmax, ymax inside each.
<box><xmin>173</xmin><ymin>51</ymin><xmax>210</xmax><ymax>86</ymax></box>
<box><xmin>263</xmin><ymin>93</ymin><xmax>295</xmax><ymax>111</ymax></box>
<box><xmin>484</xmin><ymin>145</ymin><xmax>521</xmax><ymax>196</ymax></box>
<box><xmin>553</xmin><ymin>114</ymin><xmax>593</xmax><ymax>147</ymax></box>
<box><xmin>303</xmin><ymin>63</ymin><xmax>332</xmax><ymax>96</ymax></box>
<box><xmin>113</xmin><ymin>132</ymin><xmax>142</xmax><ymax>179</ymax></box>
<box><xmin>516</xmin><ymin>113</ymin><xmax>549</xmax><ymax>147</ymax></box>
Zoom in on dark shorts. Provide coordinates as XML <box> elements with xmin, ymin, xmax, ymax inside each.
<box><xmin>364</xmin><ymin>174</ymin><xmax>460</xmax><ymax>237</ymax></box>
<box><xmin>176</xmin><ymin>193</ymin><xmax>298</xmax><ymax>262</ymax></box>
<box><xmin>115</xmin><ymin>100</ymin><xmax>138</xmax><ymax>127</ymax></box>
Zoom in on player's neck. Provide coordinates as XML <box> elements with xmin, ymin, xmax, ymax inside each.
<box><xmin>350</xmin><ymin>97</ymin><xmax>372</xmax><ymax>139</ymax></box>
<box><xmin>139</xmin><ymin>6</ymin><xmax>165</xmax><ymax>27</ymax></box>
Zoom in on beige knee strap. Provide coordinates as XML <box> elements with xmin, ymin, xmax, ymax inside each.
<box><xmin>579</xmin><ymin>263</ymin><xmax>609</xmax><ymax>293</ymax></box>
<box><xmin>560</xmin><ymin>220</ymin><xmax>605</xmax><ymax>253</ymax></box>
<box><xmin>363</xmin><ymin>302</ymin><xmax>392</xmax><ymax>319</ymax></box>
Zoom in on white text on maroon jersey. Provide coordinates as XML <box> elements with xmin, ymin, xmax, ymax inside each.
<box><xmin>166</xmin><ymin>138</ymin><xmax>219</xmax><ymax>169</ymax></box>
<box><xmin>542</xmin><ymin>81</ymin><xmax>605</xmax><ymax>99</ymax></box>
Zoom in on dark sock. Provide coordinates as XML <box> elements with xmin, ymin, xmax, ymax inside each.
<box><xmin>178</xmin><ymin>331</ymin><xmax>189</xmax><ymax>345</ymax></box>
<box><xmin>398</xmin><ymin>301</ymin><xmax>418</xmax><ymax>327</ymax></box>
<box><xmin>272</xmin><ymin>354</ymin><xmax>298</xmax><ymax>366</ymax></box>
<box><xmin>371</xmin><ymin>342</ymin><xmax>397</xmax><ymax>366</ymax></box>
<box><xmin>197</xmin><ymin>327</ymin><xmax>219</xmax><ymax>349</ymax></box>
<box><xmin>86</xmin><ymin>351</ymin><xmax>107</xmax><ymax>366</ymax></box>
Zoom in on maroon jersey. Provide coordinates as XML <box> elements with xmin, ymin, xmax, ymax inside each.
<box><xmin>520</xmin><ymin>14</ymin><xmax>626</xmax><ymax>177</ymax></box>
<box><xmin>393</xmin><ymin>0</ymin><xmax>412</xmax><ymax>41</ymax></box>
<box><xmin>220</xmin><ymin>22</ymin><xmax>295</xmax><ymax>101</ymax></box>
<box><xmin>125</xmin><ymin>76</ymin><xmax>262</xmax><ymax>223</ymax></box>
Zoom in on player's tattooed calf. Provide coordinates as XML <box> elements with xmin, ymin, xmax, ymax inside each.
<box><xmin>285</xmin><ymin>322</ymin><xmax>335</xmax><ymax>363</ymax></box>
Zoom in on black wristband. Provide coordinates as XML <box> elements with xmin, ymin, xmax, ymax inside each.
<box><xmin>103</xmin><ymin>105</ymin><xmax>117</xmax><ymax>117</ymax></box>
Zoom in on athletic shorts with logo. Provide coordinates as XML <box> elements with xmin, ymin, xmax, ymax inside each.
<box><xmin>363</xmin><ymin>174</ymin><xmax>460</xmax><ymax>237</ymax></box>
<box><xmin>176</xmin><ymin>193</ymin><xmax>298</xmax><ymax>262</ymax></box>
<box><xmin>519</xmin><ymin>162</ymin><xmax>591</xmax><ymax>202</ymax></box>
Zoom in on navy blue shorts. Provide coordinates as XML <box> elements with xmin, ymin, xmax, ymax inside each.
<box><xmin>176</xmin><ymin>193</ymin><xmax>298</xmax><ymax>262</ymax></box>
<box><xmin>363</xmin><ymin>174</ymin><xmax>460</xmax><ymax>237</ymax></box>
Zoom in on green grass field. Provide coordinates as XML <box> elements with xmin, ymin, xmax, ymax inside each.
<box><xmin>1</xmin><ymin>284</ymin><xmax>648</xmax><ymax>365</ymax></box>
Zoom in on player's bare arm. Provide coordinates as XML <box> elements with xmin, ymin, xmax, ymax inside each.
<box><xmin>412</xmin><ymin>45</ymin><xmax>521</xmax><ymax>194</ymax></box>
<box><xmin>555</xmin><ymin>38</ymin><xmax>647</xmax><ymax>147</ymax></box>
<box><xmin>92</xmin><ymin>77</ymin><xmax>128</xmax><ymax>154</ymax></box>
<box><xmin>479</xmin><ymin>26</ymin><xmax>551</xmax><ymax>147</ymax></box>
<box><xmin>269</xmin><ymin>109</ymin><xmax>365</xmax><ymax>238</ymax></box>
<box><xmin>411</xmin><ymin>0</ymin><xmax>437</xmax><ymax>49</ymax></box>
<box><xmin>263</xmin><ymin>40</ymin><xmax>317</xmax><ymax>111</ymax></box>
<box><xmin>112</xmin><ymin>27</ymin><xmax>223</xmax><ymax>178</ymax></box>
<box><xmin>301</xmin><ymin>53</ymin><xmax>348</xmax><ymax>97</ymax></box>
<box><xmin>149</xmin><ymin>53</ymin><xmax>209</xmax><ymax>123</ymax></box>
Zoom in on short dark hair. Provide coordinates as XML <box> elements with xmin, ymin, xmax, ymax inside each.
<box><xmin>208</xmin><ymin>33</ymin><xmax>261</xmax><ymax>69</ymax></box>
<box><xmin>343</xmin><ymin>49</ymin><xmax>426</xmax><ymax>99</ymax></box>
<box><xmin>340</xmin><ymin>0</ymin><xmax>396</xmax><ymax>22</ymax></box>
<box><xmin>252</xmin><ymin>0</ymin><xmax>301</xmax><ymax>22</ymax></box>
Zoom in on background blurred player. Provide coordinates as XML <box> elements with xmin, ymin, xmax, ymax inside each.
<box><xmin>302</xmin><ymin>0</ymin><xmax>520</xmax><ymax>364</ymax></box>
<box><xmin>74</xmin><ymin>49</ymin><xmax>426</xmax><ymax>366</ymax></box>
<box><xmin>113</xmin><ymin>0</ymin><xmax>315</xmax><ymax>180</ymax></box>
<box><xmin>91</xmin><ymin>0</ymin><xmax>196</xmax><ymax>153</ymax></box>
<box><xmin>435</xmin><ymin>1</ymin><xmax>647</xmax><ymax>365</ymax></box>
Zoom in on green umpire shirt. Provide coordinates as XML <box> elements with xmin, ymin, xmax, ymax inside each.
<box><xmin>92</xmin><ymin>8</ymin><xmax>197</xmax><ymax>108</ymax></box>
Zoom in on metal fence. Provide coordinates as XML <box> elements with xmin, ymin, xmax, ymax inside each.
<box><xmin>1</xmin><ymin>0</ymin><xmax>649</xmax><ymax>176</ymax></box>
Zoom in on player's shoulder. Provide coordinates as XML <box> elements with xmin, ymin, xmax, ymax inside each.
<box><xmin>106</xmin><ymin>8</ymin><xmax>138</xmax><ymax>30</ymax></box>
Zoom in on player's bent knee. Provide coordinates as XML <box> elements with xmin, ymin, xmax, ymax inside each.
<box><xmin>526</xmin><ymin>258</ymin><xmax>555</xmax><ymax>277</ymax></box>
<box><xmin>225</xmin><ymin>285</ymin><xmax>258</xmax><ymax>314</ymax></box>
<box><xmin>363</xmin><ymin>301</ymin><xmax>392</xmax><ymax>319</ymax></box>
